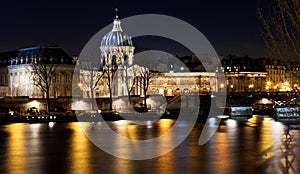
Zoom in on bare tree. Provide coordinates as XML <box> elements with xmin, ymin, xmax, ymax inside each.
<box><xmin>31</xmin><ymin>57</ymin><xmax>56</xmax><ymax>113</ymax></box>
<box><xmin>121</xmin><ymin>64</ymin><xmax>137</xmax><ymax>105</ymax></box>
<box><xmin>103</xmin><ymin>66</ymin><xmax>116</xmax><ymax>111</ymax></box>
<box><xmin>137</xmin><ymin>67</ymin><xmax>152</xmax><ymax>111</ymax></box>
<box><xmin>257</xmin><ymin>0</ymin><xmax>300</xmax><ymax>62</ymax></box>
<box><xmin>79</xmin><ymin>65</ymin><xmax>103</xmax><ymax>111</ymax></box>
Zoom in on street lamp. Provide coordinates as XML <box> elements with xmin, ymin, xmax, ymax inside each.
<box><xmin>266</xmin><ymin>81</ymin><xmax>272</xmax><ymax>92</ymax></box>
<box><xmin>78</xmin><ymin>82</ymin><xmax>83</xmax><ymax>89</ymax></box>
<box><xmin>248</xmin><ymin>84</ymin><xmax>254</xmax><ymax>92</ymax></box>
<box><xmin>284</xmin><ymin>81</ymin><xmax>289</xmax><ymax>86</ymax></box>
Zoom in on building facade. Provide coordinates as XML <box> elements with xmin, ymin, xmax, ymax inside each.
<box><xmin>0</xmin><ymin>46</ymin><xmax>76</xmax><ymax>98</ymax></box>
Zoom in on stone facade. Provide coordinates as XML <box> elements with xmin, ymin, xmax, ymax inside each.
<box><xmin>0</xmin><ymin>46</ymin><xmax>76</xmax><ymax>98</ymax></box>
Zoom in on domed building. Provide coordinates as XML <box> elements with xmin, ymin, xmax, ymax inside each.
<box><xmin>98</xmin><ymin>12</ymin><xmax>138</xmax><ymax>98</ymax></box>
<box><xmin>100</xmin><ymin>13</ymin><xmax>135</xmax><ymax>68</ymax></box>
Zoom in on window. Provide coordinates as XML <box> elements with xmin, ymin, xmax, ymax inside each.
<box><xmin>55</xmin><ymin>73</ymin><xmax>60</xmax><ymax>83</ymax></box>
<box><xmin>124</xmin><ymin>55</ymin><xmax>128</xmax><ymax>61</ymax></box>
<box><xmin>103</xmin><ymin>58</ymin><xmax>106</xmax><ymax>66</ymax></box>
<box><xmin>184</xmin><ymin>79</ymin><xmax>188</xmax><ymax>84</ymax></box>
<box><xmin>65</xmin><ymin>73</ymin><xmax>69</xmax><ymax>83</ymax></box>
<box><xmin>112</xmin><ymin>55</ymin><xmax>117</xmax><ymax>66</ymax></box>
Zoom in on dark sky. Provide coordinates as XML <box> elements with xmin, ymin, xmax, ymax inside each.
<box><xmin>0</xmin><ymin>0</ymin><xmax>268</xmax><ymax>57</ymax></box>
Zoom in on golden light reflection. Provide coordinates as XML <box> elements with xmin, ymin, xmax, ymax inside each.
<box><xmin>127</xmin><ymin>124</ymin><xmax>140</xmax><ymax>138</ymax></box>
<box><xmin>214</xmin><ymin>130</ymin><xmax>230</xmax><ymax>172</ymax></box>
<box><xmin>158</xmin><ymin>119</ymin><xmax>174</xmax><ymax>129</ymax></box>
<box><xmin>112</xmin><ymin>119</ymin><xmax>175</xmax><ymax>140</ymax></box>
<box><xmin>259</xmin><ymin>120</ymin><xmax>275</xmax><ymax>157</ymax></box>
<box><xmin>68</xmin><ymin>122</ymin><xmax>91</xmax><ymax>174</ymax></box>
<box><xmin>156</xmin><ymin>119</ymin><xmax>176</xmax><ymax>174</ymax></box>
<box><xmin>5</xmin><ymin>123</ymin><xmax>27</xmax><ymax>174</ymax></box>
<box><xmin>258</xmin><ymin>120</ymin><xmax>289</xmax><ymax>173</ymax></box>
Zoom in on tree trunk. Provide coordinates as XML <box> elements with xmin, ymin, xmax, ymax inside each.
<box><xmin>46</xmin><ymin>91</ymin><xmax>51</xmax><ymax>114</ymax></box>
<box><xmin>91</xmin><ymin>88</ymin><xmax>95</xmax><ymax>111</ymax></box>
<box><xmin>109</xmin><ymin>89</ymin><xmax>113</xmax><ymax>111</ymax></box>
<box><xmin>143</xmin><ymin>95</ymin><xmax>147</xmax><ymax>111</ymax></box>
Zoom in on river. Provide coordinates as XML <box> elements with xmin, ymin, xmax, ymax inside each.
<box><xmin>0</xmin><ymin>119</ymin><xmax>299</xmax><ymax>174</ymax></box>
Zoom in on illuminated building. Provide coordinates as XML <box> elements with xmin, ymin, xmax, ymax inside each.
<box><xmin>265</xmin><ymin>59</ymin><xmax>286</xmax><ymax>91</ymax></box>
<box><xmin>0</xmin><ymin>46</ymin><xmax>76</xmax><ymax>98</ymax></box>
<box><xmin>221</xmin><ymin>56</ymin><xmax>267</xmax><ymax>93</ymax></box>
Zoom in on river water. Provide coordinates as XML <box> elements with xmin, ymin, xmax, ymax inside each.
<box><xmin>0</xmin><ymin>119</ymin><xmax>299</xmax><ymax>174</ymax></box>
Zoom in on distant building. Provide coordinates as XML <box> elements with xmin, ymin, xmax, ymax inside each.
<box><xmin>221</xmin><ymin>56</ymin><xmax>267</xmax><ymax>93</ymax></box>
<box><xmin>265</xmin><ymin>58</ymin><xmax>300</xmax><ymax>92</ymax></box>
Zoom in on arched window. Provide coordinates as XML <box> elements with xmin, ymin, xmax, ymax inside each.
<box><xmin>124</xmin><ymin>54</ymin><xmax>128</xmax><ymax>62</ymax></box>
<box><xmin>102</xmin><ymin>58</ymin><xmax>106</xmax><ymax>66</ymax></box>
<box><xmin>112</xmin><ymin>55</ymin><xmax>117</xmax><ymax>66</ymax></box>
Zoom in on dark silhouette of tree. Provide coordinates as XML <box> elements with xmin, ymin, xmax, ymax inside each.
<box><xmin>137</xmin><ymin>67</ymin><xmax>152</xmax><ymax>111</ymax></box>
<box><xmin>79</xmin><ymin>63</ymin><xmax>103</xmax><ymax>111</ymax></box>
<box><xmin>31</xmin><ymin>57</ymin><xmax>56</xmax><ymax>113</ymax></box>
<box><xmin>103</xmin><ymin>65</ymin><xmax>116</xmax><ymax>111</ymax></box>
<box><xmin>257</xmin><ymin>0</ymin><xmax>300</xmax><ymax>62</ymax></box>
<box><xmin>121</xmin><ymin>64</ymin><xmax>138</xmax><ymax>106</ymax></box>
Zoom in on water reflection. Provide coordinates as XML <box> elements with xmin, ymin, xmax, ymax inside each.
<box><xmin>5</xmin><ymin>124</ymin><xmax>27</xmax><ymax>174</ymax></box>
<box><xmin>0</xmin><ymin>120</ymin><xmax>300</xmax><ymax>173</ymax></box>
<box><xmin>68</xmin><ymin>123</ymin><xmax>92</xmax><ymax>174</ymax></box>
<box><xmin>258</xmin><ymin>121</ymin><xmax>299</xmax><ymax>173</ymax></box>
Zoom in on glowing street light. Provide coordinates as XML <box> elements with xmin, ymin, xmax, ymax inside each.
<box><xmin>220</xmin><ymin>83</ymin><xmax>225</xmax><ymax>88</ymax></box>
<box><xmin>78</xmin><ymin>82</ymin><xmax>83</xmax><ymax>89</ymax></box>
<box><xmin>284</xmin><ymin>81</ymin><xmax>289</xmax><ymax>86</ymax></box>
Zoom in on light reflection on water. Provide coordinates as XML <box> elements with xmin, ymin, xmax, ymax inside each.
<box><xmin>0</xmin><ymin>119</ymin><xmax>299</xmax><ymax>173</ymax></box>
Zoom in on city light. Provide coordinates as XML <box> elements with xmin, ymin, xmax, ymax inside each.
<box><xmin>78</xmin><ymin>82</ymin><xmax>83</xmax><ymax>89</ymax></box>
<box><xmin>261</xmin><ymin>98</ymin><xmax>271</xmax><ymax>104</ymax></box>
<box><xmin>71</xmin><ymin>100</ymin><xmax>90</xmax><ymax>110</ymax></box>
<box><xmin>284</xmin><ymin>81</ymin><xmax>289</xmax><ymax>86</ymax></box>
<box><xmin>48</xmin><ymin>122</ymin><xmax>55</xmax><ymax>128</ymax></box>
<box><xmin>27</xmin><ymin>100</ymin><xmax>40</xmax><ymax>109</ymax></box>
<box><xmin>220</xmin><ymin>83</ymin><xmax>225</xmax><ymax>88</ymax></box>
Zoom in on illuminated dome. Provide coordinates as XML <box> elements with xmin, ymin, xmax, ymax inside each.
<box><xmin>100</xmin><ymin>16</ymin><xmax>133</xmax><ymax>47</ymax></box>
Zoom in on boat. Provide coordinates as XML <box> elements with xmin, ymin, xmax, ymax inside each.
<box><xmin>275</xmin><ymin>106</ymin><xmax>299</xmax><ymax>119</ymax></box>
<box><xmin>252</xmin><ymin>98</ymin><xmax>275</xmax><ymax>117</ymax></box>
<box><xmin>229</xmin><ymin>106</ymin><xmax>252</xmax><ymax>119</ymax></box>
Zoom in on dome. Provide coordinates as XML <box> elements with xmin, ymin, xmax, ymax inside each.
<box><xmin>100</xmin><ymin>18</ymin><xmax>133</xmax><ymax>47</ymax></box>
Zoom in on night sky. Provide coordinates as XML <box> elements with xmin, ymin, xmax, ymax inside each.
<box><xmin>0</xmin><ymin>0</ymin><xmax>269</xmax><ymax>57</ymax></box>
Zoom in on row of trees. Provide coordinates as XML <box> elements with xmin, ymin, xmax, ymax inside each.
<box><xmin>29</xmin><ymin>59</ymin><xmax>152</xmax><ymax>113</ymax></box>
<box><xmin>78</xmin><ymin>59</ymin><xmax>152</xmax><ymax>112</ymax></box>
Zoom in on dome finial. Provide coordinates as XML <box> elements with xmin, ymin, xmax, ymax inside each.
<box><xmin>115</xmin><ymin>8</ymin><xmax>119</xmax><ymax>19</ymax></box>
